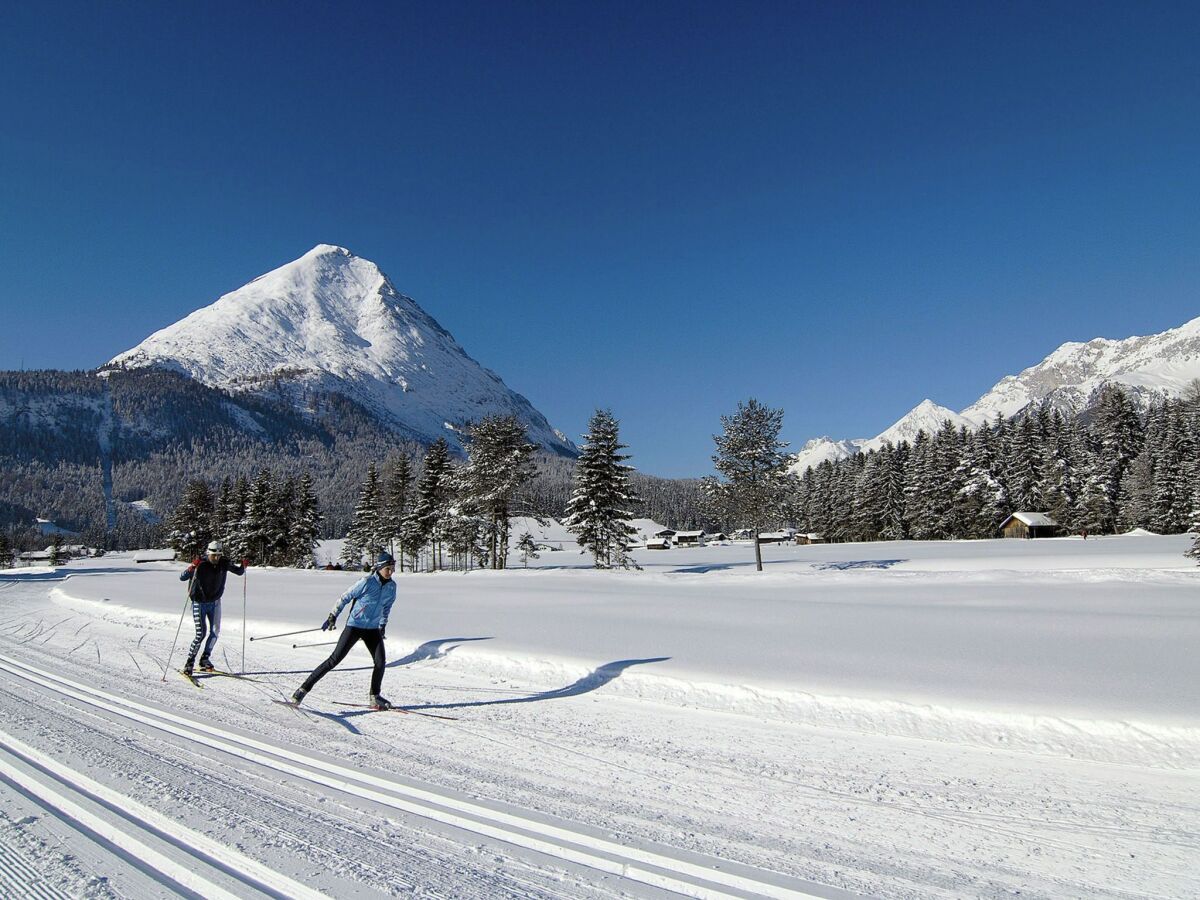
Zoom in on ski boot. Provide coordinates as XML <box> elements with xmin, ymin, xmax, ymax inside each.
<box><xmin>369</xmin><ymin>694</ymin><xmax>392</xmax><ymax>711</ymax></box>
<box><xmin>182</xmin><ymin>657</ymin><xmax>195</xmax><ymax>676</ymax></box>
<box><xmin>291</xmin><ymin>688</ymin><xmax>307</xmax><ymax>705</ymax></box>
<box><xmin>198</xmin><ymin>659</ymin><xmax>215</xmax><ymax>673</ymax></box>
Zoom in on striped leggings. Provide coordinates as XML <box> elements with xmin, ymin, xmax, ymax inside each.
<box><xmin>187</xmin><ymin>600</ymin><xmax>221</xmax><ymax>662</ymax></box>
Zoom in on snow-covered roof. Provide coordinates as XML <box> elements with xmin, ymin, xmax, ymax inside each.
<box><xmin>675</xmin><ymin>530</ymin><xmax>705</xmax><ymax>539</ymax></box>
<box><xmin>1004</xmin><ymin>512</ymin><xmax>1058</xmax><ymax>527</ymax></box>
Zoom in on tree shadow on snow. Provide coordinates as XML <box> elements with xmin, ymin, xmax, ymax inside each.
<box><xmin>812</xmin><ymin>559</ymin><xmax>906</xmax><ymax>571</ymax></box>
<box><xmin>406</xmin><ymin>657</ymin><xmax>671</xmax><ymax>713</ymax></box>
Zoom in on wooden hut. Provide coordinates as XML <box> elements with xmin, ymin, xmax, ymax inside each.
<box><xmin>999</xmin><ymin>512</ymin><xmax>1060</xmax><ymax>539</ymax></box>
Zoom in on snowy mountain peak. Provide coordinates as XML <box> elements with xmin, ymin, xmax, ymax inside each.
<box><xmin>863</xmin><ymin>400</ymin><xmax>973</xmax><ymax>452</ymax></box>
<box><xmin>105</xmin><ymin>247</ymin><xmax>575</xmax><ymax>455</ymax></box>
<box><xmin>789</xmin><ymin>400</ymin><xmax>972</xmax><ymax>474</ymax></box>
<box><xmin>792</xmin><ymin>313</ymin><xmax>1200</xmax><ymax>473</ymax></box>
<box><xmin>960</xmin><ymin>313</ymin><xmax>1200</xmax><ymax>424</ymax></box>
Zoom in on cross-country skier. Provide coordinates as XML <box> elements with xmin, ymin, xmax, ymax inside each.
<box><xmin>292</xmin><ymin>551</ymin><xmax>397</xmax><ymax>709</ymax></box>
<box><xmin>179</xmin><ymin>541</ymin><xmax>247</xmax><ymax>675</ymax></box>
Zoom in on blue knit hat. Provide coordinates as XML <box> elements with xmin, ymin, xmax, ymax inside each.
<box><xmin>373</xmin><ymin>551</ymin><xmax>396</xmax><ymax>571</ymax></box>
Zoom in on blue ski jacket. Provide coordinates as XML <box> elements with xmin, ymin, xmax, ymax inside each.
<box><xmin>330</xmin><ymin>572</ymin><xmax>396</xmax><ymax>629</ymax></box>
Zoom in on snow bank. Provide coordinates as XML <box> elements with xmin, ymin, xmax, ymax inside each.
<box><xmin>49</xmin><ymin>534</ymin><xmax>1200</xmax><ymax>770</ymax></box>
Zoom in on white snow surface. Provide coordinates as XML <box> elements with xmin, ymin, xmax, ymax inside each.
<box><xmin>105</xmin><ymin>245</ymin><xmax>574</xmax><ymax>455</ymax></box>
<box><xmin>1</xmin><ymin>534</ymin><xmax>1197</xmax><ymax>897</ymax></box>
<box><xmin>793</xmin><ymin>314</ymin><xmax>1200</xmax><ymax>473</ymax></box>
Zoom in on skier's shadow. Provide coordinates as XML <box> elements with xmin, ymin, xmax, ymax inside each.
<box><xmin>242</xmin><ymin>636</ymin><xmax>493</xmax><ymax>677</ymax></box>
<box><xmin>407</xmin><ymin>657</ymin><xmax>671</xmax><ymax>713</ymax></box>
<box><xmin>299</xmin><ymin>707</ymin><xmax>365</xmax><ymax>735</ymax></box>
<box><xmin>387</xmin><ymin>636</ymin><xmax>493</xmax><ymax>669</ymax></box>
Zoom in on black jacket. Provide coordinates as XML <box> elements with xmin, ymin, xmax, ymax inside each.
<box><xmin>180</xmin><ymin>557</ymin><xmax>245</xmax><ymax>603</ymax></box>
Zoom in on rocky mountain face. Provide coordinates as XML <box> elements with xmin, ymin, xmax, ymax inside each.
<box><xmin>959</xmin><ymin>315</ymin><xmax>1200</xmax><ymax>424</ymax></box>
<box><xmin>106</xmin><ymin>245</ymin><xmax>575</xmax><ymax>456</ymax></box>
<box><xmin>792</xmin><ymin>315</ymin><xmax>1200</xmax><ymax>473</ymax></box>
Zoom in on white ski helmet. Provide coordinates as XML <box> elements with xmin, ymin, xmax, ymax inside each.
<box><xmin>207</xmin><ymin>541</ymin><xmax>224</xmax><ymax>555</ymax></box>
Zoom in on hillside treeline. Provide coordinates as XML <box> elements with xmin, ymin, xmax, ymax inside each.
<box><xmin>790</xmin><ymin>386</ymin><xmax>1198</xmax><ymax>541</ymax></box>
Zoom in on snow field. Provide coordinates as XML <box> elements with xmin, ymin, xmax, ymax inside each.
<box><xmin>1</xmin><ymin>533</ymin><xmax>1197</xmax><ymax>897</ymax></box>
<box><xmin>53</xmin><ymin>533</ymin><xmax>1200</xmax><ymax>768</ymax></box>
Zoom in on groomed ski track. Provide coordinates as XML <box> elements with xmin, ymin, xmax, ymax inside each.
<box><xmin>0</xmin><ymin>652</ymin><xmax>844</xmax><ymax>900</ymax></box>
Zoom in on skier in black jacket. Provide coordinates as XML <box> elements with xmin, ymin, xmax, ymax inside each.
<box><xmin>179</xmin><ymin>541</ymin><xmax>247</xmax><ymax>674</ymax></box>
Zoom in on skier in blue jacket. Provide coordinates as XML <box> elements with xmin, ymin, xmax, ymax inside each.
<box><xmin>292</xmin><ymin>552</ymin><xmax>397</xmax><ymax>709</ymax></box>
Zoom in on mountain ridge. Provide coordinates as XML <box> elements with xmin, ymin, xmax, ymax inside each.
<box><xmin>791</xmin><ymin>315</ymin><xmax>1200</xmax><ymax>473</ymax></box>
<box><xmin>106</xmin><ymin>245</ymin><xmax>575</xmax><ymax>456</ymax></box>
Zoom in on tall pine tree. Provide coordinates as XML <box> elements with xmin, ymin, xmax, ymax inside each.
<box><xmin>564</xmin><ymin>409</ymin><xmax>640</xmax><ymax>569</ymax></box>
<box><xmin>706</xmin><ymin>398</ymin><xmax>791</xmax><ymax>572</ymax></box>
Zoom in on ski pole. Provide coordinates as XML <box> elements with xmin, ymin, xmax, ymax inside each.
<box><xmin>249</xmin><ymin>627</ymin><xmax>322</xmax><ymax>642</ymax></box>
<box><xmin>292</xmin><ymin>640</ymin><xmax>337</xmax><ymax>648</ymax></box>
<box><xmin>162</xmin><ymin>581</ymin><xmax>191</xmax><ymax>681</ymax></box>
<box><xmin>241</xmin><ymin>566</ymin><xmax>247</xmax><ymax>674</ymax></box>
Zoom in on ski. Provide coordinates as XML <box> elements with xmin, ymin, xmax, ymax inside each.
<box><xmin>178</xmin><ymin>669</ymin><xmax>203</xmax><ymax>688</ymax></box>
<box><xmin>197</xmin><ymin>669</ymin><xmax>262</xmax><ymax>683</ymax></box>
<box><xmin>328</xmin><ymin>700</ymin><xmax>459</xmax><ymax>720</ymax></box>
<box><xmin>271</xmin><ymin>699</ymin><xmax>302</xmax><ymax>709</ymax></box>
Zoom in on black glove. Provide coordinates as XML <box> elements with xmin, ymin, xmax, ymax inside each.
<box><xmin>321</xmin><ymin>613</ymin><xmax>337</xmax><ymax>631</ymax></box>
<box><xmin>379</xmin><ymin>624</ymin><xmax>386</xmax><ymax>640</ymax></box>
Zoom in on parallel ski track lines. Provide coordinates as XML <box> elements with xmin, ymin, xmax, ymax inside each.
<box><xmin>0</xmin><ymin>826</ymin><xmax>71</xmax><ymax>900</ymax></box>
<box><xmin>0</xmin><ymin>651</ymin><xmax>846</xmax><ymax>900</ymax></box>
<box><xmin>0</xmin><ymin>734</ymin><xmax>324</xmax><ymax>900</ymax></box>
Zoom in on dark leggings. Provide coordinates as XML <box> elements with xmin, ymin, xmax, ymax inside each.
<box><xmin>300</xmin><ymin>626</ymin><xmax>386</xmax><ymax>696</ymax></box>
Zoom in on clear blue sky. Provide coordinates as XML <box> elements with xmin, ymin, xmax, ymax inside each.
<box><xmin>2</xmin><ymin>2</ymin><xmax>1198</xmax><ymax>477</ymax></box>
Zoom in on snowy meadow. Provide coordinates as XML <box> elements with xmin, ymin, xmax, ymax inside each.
<box><xmin>0</xmin><ymin>533</ymin><xmax>1197</xmax><ymax>897</ymax></box>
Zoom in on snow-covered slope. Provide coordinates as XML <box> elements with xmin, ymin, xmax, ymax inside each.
<box><xmin>860</xmin><ymin>399</ymin><xmax>972</xmax><ymax>451</ymax></box>
<box><xmin>789</xmin><ymin>436</ymin><xmax>865</xmax><ymax>474</ymax></box>
<box><xmin>790</xmin><ymin>401</ymin><xmax>970</xmax><ymax>474</ymax></box>
<box><xmin>961</xmin><ymin>314</ymin><xmax>1200</xmax><ymax>424</ymax></box>
<box><xmin>106</xmin><ymin>245</ymin><xmax>575</xmax><ymax>455</ymax></box>
<box><xmin>793</xmin><ymin>315</ymin><xmax>1200</xmax><ymax>473</ymax></box>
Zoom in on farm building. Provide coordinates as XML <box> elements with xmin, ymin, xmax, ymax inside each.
<box><xmin>999</xmin><ymin>512</ymin><xmax>1060</xmax><ymax>539</ymax></box>
<box><xmin>674</xmin><ymin>530</ymin><xmax>706</xmax><ymax>547</ymax></box>
<box><xmin>758</xmin><ymin>531</ymin><xmax>794</xmax><ymax>544</ymax></box>
<box><xmin>645</xmin><ymin>536</ymin><xmax>671</xmax><ymax>550</ymax></box>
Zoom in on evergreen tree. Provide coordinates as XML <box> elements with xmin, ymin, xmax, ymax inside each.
<box><xmin>0</xmin><ymin>532</ymin><xmax>11</xmax><ymax>568</ymax></box>
<box><xmin>460</xmin><ymin>415</ymin><xmax>538</xmax><ymax>568</ymax></box>
<box><xmin>564</xmin><ymin>409</ymin><xmax>640</xmax><ymax>569</ymax></box>
<box><xmin>243</xmin><ymin>469</ymin><xmax>275</xmax><ymax>564</ymax></box>
<box><xmin>221</xmin><ymin>476</ymin><xmax>251</xmax><ymax>559</ymax></box>
<box><xmin>408</xmin><ymin>439</ymin><xmax>455</xmax><ymax>571</ymax></box>
<box><xmin>383</xmin><ymin>456</ymin><xmax>413</xmax><ymax>568</ymax></box>
<box><xmin>706</xmin><ymin>399</ymin><xmax>791</xmax><ymax>571</ymax></box>
<box><xmin>343</xmin><ymin>463</ymin><xmax>383</xmax><ymax>569</ymax></box>
<box><xmin>904</xmin><ymin>430</ymin><xmax>936</xmax><ymax>539</ymax></box>
<box><xmin>516</xmin><ymin>532</ymin><xmax>539</xmax><ymax>567</ymax></box>
<box><xmin>166</xmin><ymin>479</ymin><xmax>215</xmax><ymax>560</ymax></box>
<box><xmin>1150</xmin><ymin>404</ymin><xmax>1192</xmax><ymax>533</ymax></box>
<box><xmin>268</xmin><ymin>475</ymin><xmax>297</xmax><ymax>565</ymax></box>
<box><xmin>290</xmin><ymin>472</ymin><xmax>322</xmax><ymax>567</ymax></box>
<box><xmin>48</xmin><ymin>533</ymin><xmax>64</xmax><ymax>567</ymax></box>
<box><xmin>1084</xmin><ymin>386</ymin><xmax>1145</xmax><ymax>533</ymax></box>
<box><xmin>878</xmin><ymin>442</ymin><xmax>909</xmax><ymax>541</ymax></box>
